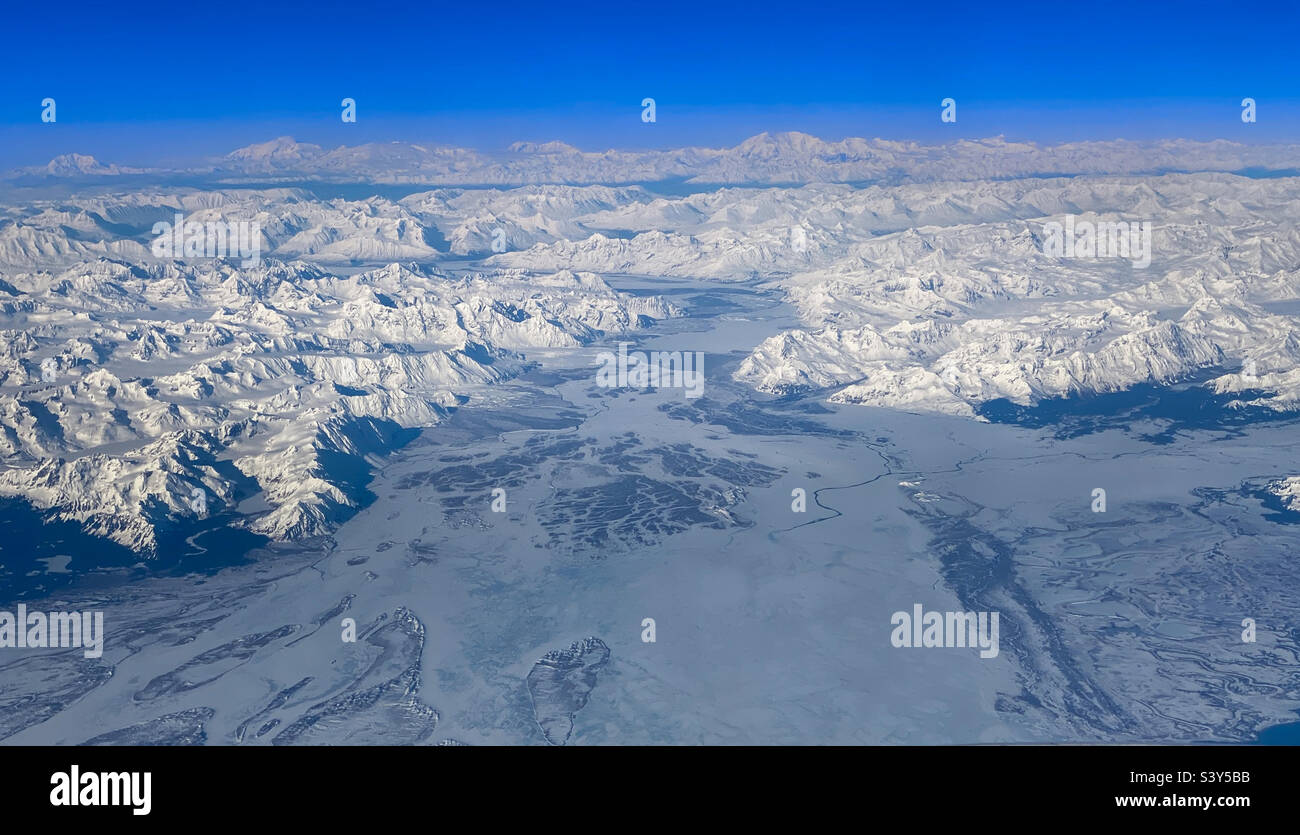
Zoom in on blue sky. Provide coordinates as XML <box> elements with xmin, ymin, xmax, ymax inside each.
<box><xmin>2</xmin><ymin>0</ymin><xmax>1297</xmax><ymax>167</ymax></box>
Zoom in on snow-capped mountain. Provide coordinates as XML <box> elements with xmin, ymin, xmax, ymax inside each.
<box><xmin>12</xmin><ymin>132</ymin><xmax>1300</xmax><ymax>187</ymax></box>
<box><xmin>1266</xmin><ymin>476</ymin><xmax>1300</xmax><ymax>512</ymax></box>
<box><xmin>3</xmin><ymin>127</ymin><xmax>1300</xmax><ymax>751</ymax></box>
<box><xmin>3</xmin><ymin>132</ymin><xmax>1299</xmax><ymax>556</ymax></box>
<box><xmin>724</xmin><ymin>174</ymin><xmax>1300</xmax><ymax>415</ymax></box>
<box><xmin>40</xmin><ymin>154</ymin><xmax>136</xmax><ymax>177</ymax></box>
<box><xmin>0</xmin><ymin>245</ymin><xmax>678</xmax><ymax>554</ymax></box>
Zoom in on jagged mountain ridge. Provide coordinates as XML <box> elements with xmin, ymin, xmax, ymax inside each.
<box><xmin>0</xmin><ymin>252</ymin><xmax>678</xmax><ymax>554</ymax></box>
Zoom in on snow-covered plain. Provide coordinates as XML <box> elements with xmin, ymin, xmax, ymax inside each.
<box><xmin>1</xmin><ymin>134</ymin><xmax>1298</xmax><ymax>744</ymax></box>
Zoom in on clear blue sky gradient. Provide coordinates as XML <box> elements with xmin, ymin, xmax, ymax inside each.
<box><xmin>2</xmin><ymin>0</ymin><xmax>1298</xmax><ymax>166</ymax></box>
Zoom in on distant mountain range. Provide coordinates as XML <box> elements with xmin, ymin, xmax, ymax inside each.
<box><xmin>13</xmin><ymin>131</ymin><xmax>1300</xmax><ymax>187</ymax></box>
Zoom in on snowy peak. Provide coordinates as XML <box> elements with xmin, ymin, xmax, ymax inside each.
<box><xmin>225</xmin><ymin>136</ymin><xmax>325</xmax><ymax>163</ymax></box>
<box><xmin>45</xmin><ymin>153</ymin><xmax>120</xmax><ymax>176</ymax></box>
<box><xmin>507</xmin><ymin>140</ymin><xmax>582</xmax><ymax>154</ymax></box>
